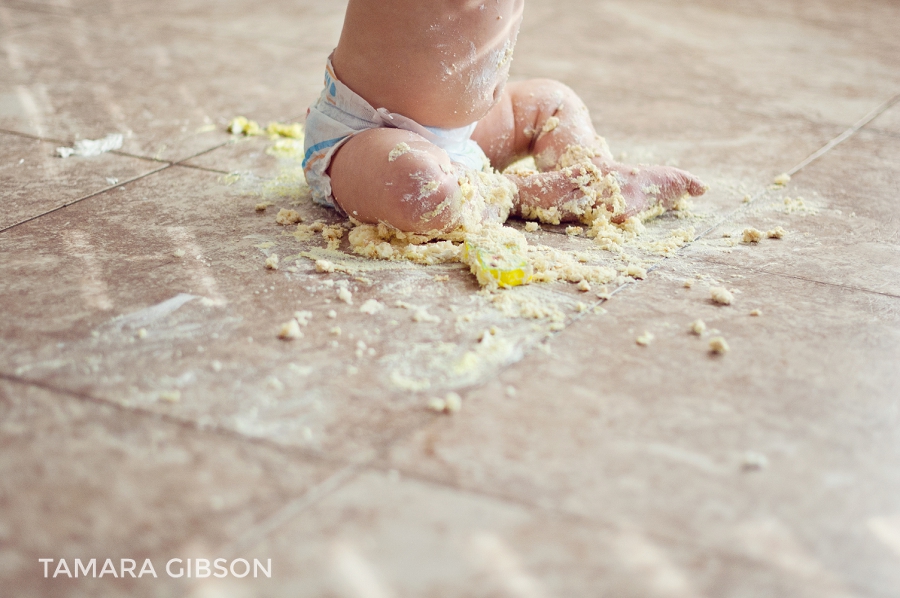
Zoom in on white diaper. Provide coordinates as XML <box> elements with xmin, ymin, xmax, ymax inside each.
<box><xmin>303</xmin><ymin>55</ymin><xmax>489</xmax><ymax>211</ymax></box>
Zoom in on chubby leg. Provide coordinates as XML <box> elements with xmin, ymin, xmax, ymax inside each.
<box><xmin>473</xmin><ymin>79</ymin><xmax>707</xmax><ymax>222</ymax></box>
<box><xmin>329</xmin><ymin>128</ymin><xmax>464</xmax><ymax>233</ymax></box>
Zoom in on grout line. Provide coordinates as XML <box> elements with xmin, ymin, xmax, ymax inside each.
<box><xmin>699</xmin><ymin>259</ymin><xmax>900</xmax><ymax>301</ymax></box>
<box><xmin>0</xmin><ymin>165</ymin><xmax>172</xmax><ymax>234</ymax></box>
<box><xmin>786</xmin><ymin>93</ymin><xmax>900</xmax><ymax>176</ymax></box>
<box><xmin>0</xmin><ymin>127</ymin><xmax>70</xmax><ymax>146</ymax></box>
<box><xmin>219</xmin><ymin>462</ymin><xmax>367</xmax><ymax>560</ymax></box>
<box><xmin>0</xmin><ymin>371</ymin><xmax>352</xmax><ymax>469</ymax></box>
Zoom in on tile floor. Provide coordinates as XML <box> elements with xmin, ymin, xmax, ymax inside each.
<box><xmin>1</xmin><ymin>0</ymin><xmax>899</xmax><ymax>596</ymax></box>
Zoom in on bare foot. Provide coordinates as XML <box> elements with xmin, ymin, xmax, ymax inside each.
<box><xmin>598</xmin><ymin>161</ymin><xmax>708</xmax><ymax>222</ymax></box>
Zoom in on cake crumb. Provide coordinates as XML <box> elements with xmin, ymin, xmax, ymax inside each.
<box><xmin>524</xmin><ymin>221</ymin><xmax>540</xmax><ymax>232</ymax></box>
<box><xmin>360</xmin><ymin>299</ymin><xmax>385</xmax><ymax>315</ymax></box>
<box><xmin>742</xmin><ymin>451</ymin><xmax>768</xmax><ymax>471</ymax></box>
<box><xmin>505</xmin><ymin>385</ymin><xmax>517</xmax><ymax>397</ymax></box>
<box><xmin>275</xmin><ymin>208</ymin><xmax>303</xmax><ymax>225</ymax></box>
<box><xmin>211</xmin><ymin>360</ymin><xmax>223</xmax><ymax>373</ymax></box>
<box><xmin>773</xmin><ymin>173</ymin><xmax>791</xmax><ymax>186</ymax></box>
<box><xmin>767</xmin><ymin>226</ymin><xmax>786</xmax><ymax>239</ymax></box>
<box><xmin>330</xmin><ymin>326</ymin><xmax>341</xmax><ymax>336</ymax></box>
<box><xmin>315</xmin><ymin>259</ymin><xmax>336</xmax><ymax>273</ymax></box>
<box><xmin>636</xmin><ymin>331</ymin><xmax>655</xmax><ymax>346</ymax></box>
<box><xmin>742</xmin><ymin>194</ymin><xmax>752</xmax><ymax>203</ymax></box>
<box><xmin>327</xmin><ymin>309</ymin><xmax>337</xmax><ymax>319</ymax></box>
<box><xmin>434</xmin><ymin>274</ymin><xmax>449</xmax><ymax>282</ymax></box>
<box><xmin>255</xmin><ymin>202</ymin><xmax>273</xmax><ymax>212</ymax></box>
<box><xmin>742</xmin><ymin>228</ymin><xmax>763</xmax><ymax>244</ymax></box>
<box><xmin>337</xmin><ymin>287</ymin><xmax>353</xmax><ymax>304</ymax></box>
<box><xmin>691</xmin><ymin>319</ymin><xmax>707</xmax><ymax>336</ymax></box>
<box><xmin>626</xmin><ymin>265</ymin><xmax>647</xmax><ymax>280</ymax></box>
<box><xmin>278</xmin><ymin>319</ymin><xmax>303</xmax><ymax>340</ymax></box>
<box><xmin>429</xmin><ymin>392</ymin><xmax>462</xmax><ymax>414</ymax></box>
<box><xmin>265</xmin><ymin>254</ymin><xmax>279</xmax><ymax>270</ymax></box>
<box><xmin>710</xmin><ymin>287</ymin><xmax>734</xmax><ymax>306</ymax></box>
<box><xmin>173</xmin><ymin>249</ymin><xmax>186</xmax><ymax>258</ymax></box>
<box><xmin>566</xmin><ymin>226</ymin><xmax>584</xmax><ymax>236</ymax></box>
<box><xmin>159</xmin><ymin>390</ymin><xmax>181</xmax><ymax>403</ymax></box>
<box><xmin>294</xmin><ymin>310</ymin><xmax>313</xmax><ymax>326</ymax></box>
<box><xmin>709</xmin><ymin>336</ymin><xmax>730</xmax><ymax>355</ymax></box>
<box><xmin>749</xmin><ymin>309</ymin><xmax>762</xmax><ymax>317</ymax></box>
<box><xmin>683</xmin><ymin>279</ymin><xmax>693</xmax><ymax>289</ymax></box>
<box><xmin>576</xmin><ymin>279</ymin><xmax>591</xmax><ymax>292</ymax></box>
<box><xmin>136</xmin><ymin>328</ymin><xmax>148</xmax><ymax>339</ymax></box>
<box><xmin>412</xmin><ymin>307</ymin><xmax>441</xmax><ymax>323</ymax></box>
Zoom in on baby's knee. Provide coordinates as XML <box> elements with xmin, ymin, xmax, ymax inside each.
<box><xmin>381</xmin><ymin>139</ymin><xmax>462</xmax><ymax>233</ymax></box>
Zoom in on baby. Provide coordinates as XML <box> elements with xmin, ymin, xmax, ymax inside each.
<box><xmin>303</xmin><ymin>0</ymin><xmax>707</xmax><ymax>233</ymax></box>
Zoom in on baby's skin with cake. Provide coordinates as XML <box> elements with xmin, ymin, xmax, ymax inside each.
<box><xmin>303</xmin><ymin>0</ymin><xmax>707</xmax><ymax>234</ymax></box>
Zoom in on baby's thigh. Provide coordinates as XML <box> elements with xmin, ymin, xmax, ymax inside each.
<box><xmin>329</xmin><ymin>128</ymin><xmax>459</xmax><ymax>232</ymax></box>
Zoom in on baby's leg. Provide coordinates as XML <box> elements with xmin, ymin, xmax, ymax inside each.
<box><xmin>329</xmin><ymin>129</ymin><xmax>464</xmax><ymax>233</ymax></box>
<box><xmin>473</xmin><ymin>80</ymin><xmax>707</xmax><ymax>222</ymax></box>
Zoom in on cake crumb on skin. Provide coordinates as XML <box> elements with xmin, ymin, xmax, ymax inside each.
<box><xmin>265</xmin><ymin>254</ymin><xmax>279</xmax><ymax>270</ymax></box>
<box><xmin>691</xmin><ymin>319</ymin><xmax>707</xmax><ymax>336</ymax></box>
<box><xmin>710</xmin><ymin>286</ymin><xmax>734</xmax><ymax>306</ymax></box>
<box><xmin>636</xmin><ymin>331</ymin><xmax>654</xmax><ymax>346</ymax></box>
<box><xmin>709</xmin><ymin>336</ymin><xmax>730</xmax><ymax>355</ymax></box>
<box><xmin>278</xmin><ymin>319</ymin><xmax>303</xmax><ymax>340</ymax></box>
<box><xmin>388</xmin><ymin>142</ymin><xmax>411</xmax><ymax>162</ymax></box>
<box><xmin>742</xmin><ymin>228</ymin><xmax>763</xmax><ymax>244</ymax></box>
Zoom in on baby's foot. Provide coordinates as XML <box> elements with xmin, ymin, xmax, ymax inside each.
<box><xmin>601</xmin><ymin>162</ymin><xmax>708</xmax><ymax>222</ymax></box>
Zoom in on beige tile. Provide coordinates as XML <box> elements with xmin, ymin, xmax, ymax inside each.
<box><xmin>867</xmin><ymin>102</ymin><xmax>900</xmax><ymax>137</ymax></box>
<box><xmin>221</xmin><ymin>469</ymin><xmax>819</xmax><ymax>598</ymax></box>
<box><xmin>0</xmin><ymin>4</ymin><xmax>66</xmax><ymax>31</ymax></box>
<box><xmin>0</xmin><ymin>378</ymin><xmax>337</xmax><ymax>598</ymax></box>
<box><xmin>686</xmin><ymin>129</ymin><xmax>900</xmax><ymax>296</ymax></box>
<box><xmin>383</xmin><ymin>259</ymin><xmax>900</xmax><ymax>596</ymax></box>
<box><xmin>0</xmin><ymin>165</ymin><xmax>595</xmax><ymax>459</ymax></box>
<box><xmin>0</xmin><ymin>9</ymin><xmax>326</xmax><ymax>162</ymax></box>
<box><xmin>516</xmin><ymin>0</ymin><xmax>900</xmax><ymax>127</ymax></box>
<box><xmin>0</xmin><ymin>132</ymin><xmax>163</xmax><ymax>230</ymax></box>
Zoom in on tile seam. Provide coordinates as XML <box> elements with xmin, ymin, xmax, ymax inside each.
<box><xmin>0</xmin><ymin>371</ymin><xmax>353</xmax><ymax>469</ymax></box>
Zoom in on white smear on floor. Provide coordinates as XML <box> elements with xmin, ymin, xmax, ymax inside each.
<box><xmin>471</xmin><ymin>532</ymin><xmax>546</xmax><ymax>598</ymax></box>
<box><xmin>613</xmin><ymin>530</ymin><xmax>703</xmax><ymax>598</ymax></box>
<box><xmin>166</xmin><ymin>226</ymin><xmax>228</xmax><ymax>306</ymax></box>
<box><xmin>868</xmin><ymin>515</ymin><xmax>900</xmax><ymax>560</ymax></box>
<box><xmin>331</xmin><ymin>540</ymin><xmax>396</xmax><ymax>598</ymax></box>
<box><xmin>57</xmin><ymin>133</ymin><xmax>123</xmax><ymax>158</ymax></box>
<box><xmin>63</xmin><ymin>229</ymin><xmax>113</xmax><ymax>311</ymax></box>
<box><xmin>113</xmin><ymin>293</ymin><xmax>197</xmax><ymax>330</ymax></box>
